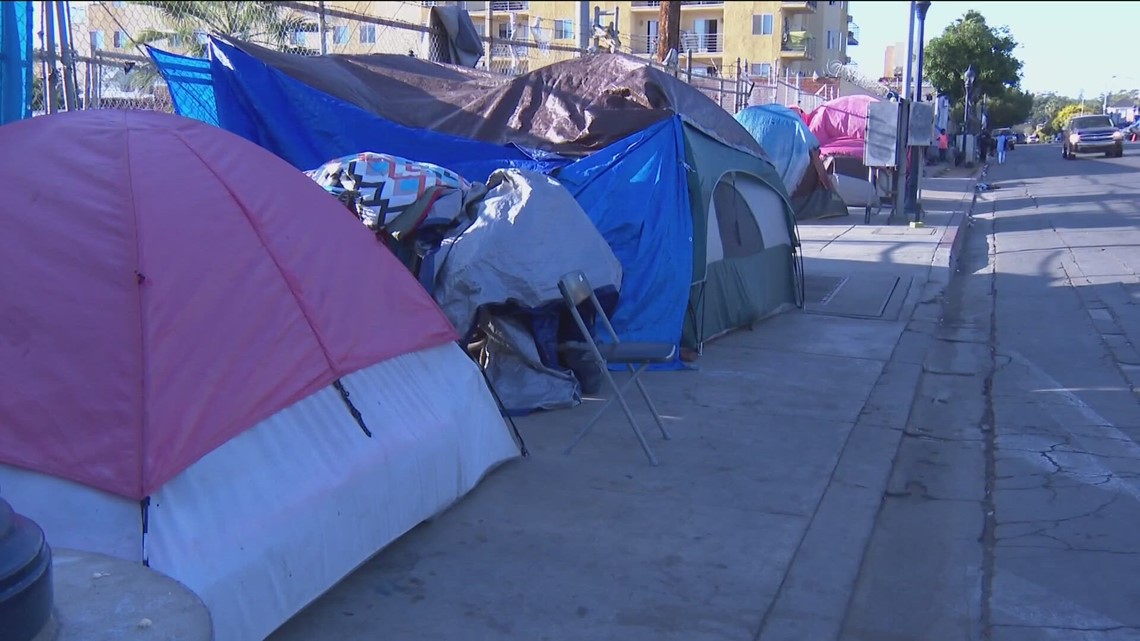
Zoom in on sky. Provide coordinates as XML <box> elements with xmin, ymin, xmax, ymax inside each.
<box><xmin>848</xmin><ymin>1</ymin><xmax>1140</xmax><ymax>99</ymax></box>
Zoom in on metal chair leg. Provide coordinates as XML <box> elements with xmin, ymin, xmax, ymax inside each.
<box><xmin>627</xmin><ymin>364</ymin><xmax>670</xmax><ymax>440</ymax></box>
<box><xmin>564</xmin><ymin>368</ymin><xmax>658</xmax><ymax>465</ymax></box>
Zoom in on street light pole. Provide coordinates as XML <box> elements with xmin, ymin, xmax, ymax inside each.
<box><xmin>963</xmin><ymin>64</ymin><xmax>976</xmax><ymax>167</ymax></box>
<box><xmin>1103</xmin><ymin>75</ymin><xmax>1117</xmax><ymax>115</ymax></box>
<box><xmin>890</xmin><ymin>1</ymin><xmax>917</xmax><ymax>226</ymax></box>
<box><xmin>904</xmin><ymin>1</ymin><xmax>931</xmax><ymax>220</ymax></box>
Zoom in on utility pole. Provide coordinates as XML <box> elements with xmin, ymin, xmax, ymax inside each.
<box><xmin>656</xmin><ymin>0</ymin><xmax>681</xmax><ymax>64</ymax></box>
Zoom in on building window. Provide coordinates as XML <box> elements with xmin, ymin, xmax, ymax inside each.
<box><xmin>360</xmin><ymin>24</ymin><xmax>377</xmax><ymax>43</ymax></box>
<box><xmin>692</xmin><ymin>19</ymin><xmax>719</xmax><ymax>52</ymax></box>
<box><xmin>292</xmin><ymin>30</ymin><xmax>307</xmax><ymax>46</ymax></box>
<box><xmin>751</xmin><ymin>62</ymin><xmax>772</xmax><ymax>79</ymax></box>
<box><xmin>553</xmin><ymin>19</ymin><xmax>574</xmax><ymax>40</ymax></box>
<box><xmin>89</xmin><ymin>30</ymin><xmax>104</xmax><ymax>50</ymax></box>
<box><xmin>333</xmin><ymin>25</ymin><xmax>348</xmax><ymax>44</ymax></box>
<box><xmin>498</xmin><ymin>22</ymin><xmax>510</xmax><ymax>38</ymax></box>
<box><xmin>112</xmin><ymin>1</ymin><xmax>126</xmax><ymax>6</ymax></box>
<box><xmin>113</xmin><ymin>30</ymin><xmax>127</xmax><ymax>48</ymax></box>
<box><xmin>643</xmin><ymin>19</ymin><xmax>659</xmax><ymax>54</ymax></box>
<box><xmin>826</xmin><ymin>29</ymin><xmax>838</xmax><ymax>49</ymax></box>
<box><xmin>752</xmin><ymin>14</ymin><xmax>774</xmax><ymax>36</ymax></box>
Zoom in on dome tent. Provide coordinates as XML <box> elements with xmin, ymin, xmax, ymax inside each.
<box><xmin>0</xmin><ymin>110</ymin><xmax>520</xmax><ymax>641</ymax></box>
<box><xmin>806</xmin><ymin>94</ymin><xmax>885</xmax><ymax>208</ymax></box>
<box><xmin>735</xmin><ymin>104</ymin><xmax>848</xmax><ymax>221</ymax></box>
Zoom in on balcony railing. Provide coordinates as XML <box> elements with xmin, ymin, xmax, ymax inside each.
<box><xmin>629</xmin><ymin>32</ymin><xmax>723</xmax><ymax>55</ymax></box>
<box><xmin>847</xmin><ymin>23</ymin><xmax>859</xmax><ymax>46</ymax></box>
<box><xmin>680</xmin><ymin>32</ymin><xmax>722</xmax><ymax>53</ymax></box>
<box><xmin>491</xmin><ymin>43</ymin><xmax>529</xmax><ymax>58</ymax></box>
<box><xmin>490</xmin><ymin>1</ymin><xmax>529</xmax><ymax>10</ymax></box>
<box><xmin>781</xmin><ymin>1</ymin><xmax>818</xmax><ymax>12</ymax></box>
<box><xmin>780</xmin><ymin>31</ymin><xmax>815</xmax><ymax>58</ymax></box>
<box><xmin>629</xmin><ymin>34</ymin><xmax>660</xmax><ymax>55</ymax></box>
<box><xmin>631</xmin><ymin>1</ymin><xmax>725</xmax><ymax>8</ymax></box>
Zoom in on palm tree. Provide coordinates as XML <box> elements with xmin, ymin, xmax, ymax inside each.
<box><xmin>122</xmin><ymin>1</ymin><xmax>319</xmax><ymax>92</ymax></box>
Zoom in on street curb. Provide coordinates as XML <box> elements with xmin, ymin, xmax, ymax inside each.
<box><xmin>942</xmin><ymin>163</ymin><xmax>989</xmax><ymax>274</ymax></box>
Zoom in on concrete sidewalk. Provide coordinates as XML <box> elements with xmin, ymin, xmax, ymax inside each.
<box><xmin>269</xmin><ymin>171</ymin><xmax>982</xmax><ymax>641</ymax></box>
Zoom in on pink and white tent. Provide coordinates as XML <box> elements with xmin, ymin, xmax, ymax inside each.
<box><xmin>807</xmin><ymin>94</ymin><xmax>880</xmax><ymax>160</ymax></box>
<box><xmin>0</xmin><ymin>110</ymin><xmax>520</xmax><ymax>641</ymax></box>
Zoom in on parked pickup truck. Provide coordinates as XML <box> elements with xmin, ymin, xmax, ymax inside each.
<box><xmin>1062</xmin><ymin>115</ymin><xmax>1125</xmax><ymax>159</ymax></box>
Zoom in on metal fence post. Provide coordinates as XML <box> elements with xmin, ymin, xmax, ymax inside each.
<box><xmin>318</xmin><ymin>1</ymin><xmax>328</xmax><ymax>55</ymax></box>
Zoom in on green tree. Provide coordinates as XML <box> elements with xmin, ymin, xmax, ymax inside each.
<box><xmin>128</xmin><ymin>1</ymin><xmax>318</xmax><ymax>58</ymax></box>
<box><xmin>983</xmin><ymin>87</ymin><xmax>1033</xmax><ymax>129</ymax></box>
<box><xmin>1030</xmin><ymin>92</ymin><xmax>1077</xmax><ymax>132</ymax></box>
<box><xmin>122</xmin><ymin>2</ymin><xmax>318</xmax><ymax>94</ymax></box>
<box><xmin>1052</xmin><ymin>104</ymin><xmax>1089</xmax><ymax>132</ymax></box>
<box><xmin>923</xmin><ymin>11</ymin><xmax>1023</xmax><ymax>109</ymax></box>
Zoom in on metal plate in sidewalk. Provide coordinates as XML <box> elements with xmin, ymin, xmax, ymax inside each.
<box><xmin>803</xmin><ymin>273</ymin><xmax>909</xmax><ymax>320</ymax></box>
<box><xmin>870</xmin><ymin>227</ymin><xmax>938</xmax><ymax>236</ymax></box>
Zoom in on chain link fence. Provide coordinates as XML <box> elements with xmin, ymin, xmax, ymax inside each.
<box><xmin>30</xmin><ymin>1</ymin><xmax>828</xmax><ymax>118</ymax></box>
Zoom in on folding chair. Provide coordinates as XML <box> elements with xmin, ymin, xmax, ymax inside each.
<box><xmin>558</xmin><ymin>270</ymin><xmax>676</xmax><ymax>465</ymax></box>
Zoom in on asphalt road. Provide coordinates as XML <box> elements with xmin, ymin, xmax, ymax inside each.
<box><xmin>842</xmin><ymin>142</ymin><xmax>1140</xmax><ymax>641</ymax></box>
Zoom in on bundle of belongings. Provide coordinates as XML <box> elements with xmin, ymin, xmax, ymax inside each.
<box><xmin>308</xmin><ymin>152</ymin><xmax>623</xmax><ymax>414</ymax></box>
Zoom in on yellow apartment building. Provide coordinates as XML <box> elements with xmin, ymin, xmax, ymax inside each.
<box><xmin>80</xmin><ymin>1</ymin><xmax>857</xmax><ymax>81</ymax></box>
<box><xmin>428</xmin><ymin>1</ymin><xmax>858</xmax><ymax>79</ymax></box>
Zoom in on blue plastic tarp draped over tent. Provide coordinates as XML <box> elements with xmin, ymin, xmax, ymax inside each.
<box><xmin>555</xmin><ymin>117</ymin><xmax>693</xmax><ymax>360</ymax></box>
<box><xmin>734</xmin><ymin>104</ymin><xmax>819</xmax><ymax>189</ymax></box>
<box><xmin>0</xmin><ymin>0</ymin><xmax>33</xmax><ymax>125</ymax></box>
<box><xmin>206</xmin><ymin>38</ymin><xmax>562</xmax><ymax>181</ymax></box>
<box><xmin>147</xmin><ymin>44</ymin><xmax>692</xmax><ymax>355</ymax></box>
<box><xmin>147</xmin><ymin>47</ymin><xmax>219</xmax><ymax>126</ymax></box>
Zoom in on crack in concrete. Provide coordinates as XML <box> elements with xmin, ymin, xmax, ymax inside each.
<box><xmin>902</xmin><ymin>429</ymin><xmax>986</xmax><ymax>445</ymax></box>
<box><xmin>995</xmin><ymin>492</ymin><xmax>1122</xmax><ymax>527</ymax></box>
<box><xmin>993</xmin><ymin>624</ymin><xmax>1140</xmax><ymax>632</ymax></box>
<box><xmin>1053</xmin><ymin>233</ymin><xmax>1140</xmax><ymax>400</ymax></box>
<box><xmin>980</xmin><ymin>201</ymin><xmax>1000</xmax><ymax>641</ymax></box>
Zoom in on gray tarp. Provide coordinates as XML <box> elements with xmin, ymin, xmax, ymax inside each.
<box><xmin>427</xmin><ymin>6</ymin><xmax>483</xmax><ymax>68</ymax></box>
<box><xmin>432</xmin><ymin>169</ymin><xmax>622</xmax><ymax>412</ymax></box>
<box><xmin>434</xmin><ymin>168</ymin><xmax>622</xmax><ymax>332</ymax></box>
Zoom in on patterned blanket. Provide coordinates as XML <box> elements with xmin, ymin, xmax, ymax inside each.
<box><xmin>306</xmin><ymin>152</ymin><xmax>470</xmax><ymax>230</ymax></box>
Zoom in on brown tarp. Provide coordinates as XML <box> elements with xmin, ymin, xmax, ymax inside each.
<box><xmin>224</xmin><ymin>38</ymin><xmax>767</xmax><ymax>158</ymax></box>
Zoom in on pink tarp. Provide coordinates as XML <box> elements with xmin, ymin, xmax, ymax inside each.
<box><xmin>0</xmin><ymin>110</ymin><xmax>459</xmax><ymax>500</ymax></box>
<box><xmin>807</xmin><ymin>94</ymin><xmax>880</xmax><ymax>159</ymax></box>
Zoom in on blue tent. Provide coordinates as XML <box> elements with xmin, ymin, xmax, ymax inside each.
<box><xmin>148</xmin><ymin>44</ymin><xmax>693</xmax><ymax>360</ymax></box>
<box><xmin>734</xmin><ymin>104</ymin><xmax>819</xmax><ymax>192</ymax></box>
<box><xmin>735</xmin><ymin>104</ymin><xmax>846</xmax><ymax>222</ymax></box>
<box><xmin>0</xmin><ymin>0</ymin><xmax>33</xmax><ymax>125</ymax></box>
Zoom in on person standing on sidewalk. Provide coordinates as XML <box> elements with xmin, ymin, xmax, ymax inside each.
<box><xmin>995</xmin><ymin>131</ymin><xmax>1009</xmax><ymax>164</ymax></box>
<box><xmin>938</xmin><ymin>129</ymin><xmax>949</xmax><ymax>162</ymax></box>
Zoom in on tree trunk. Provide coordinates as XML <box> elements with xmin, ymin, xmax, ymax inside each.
<box><xmin>656</xmin><ymin>0</ymin><xmax>681</xmax><ymax>64</ymax></box>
